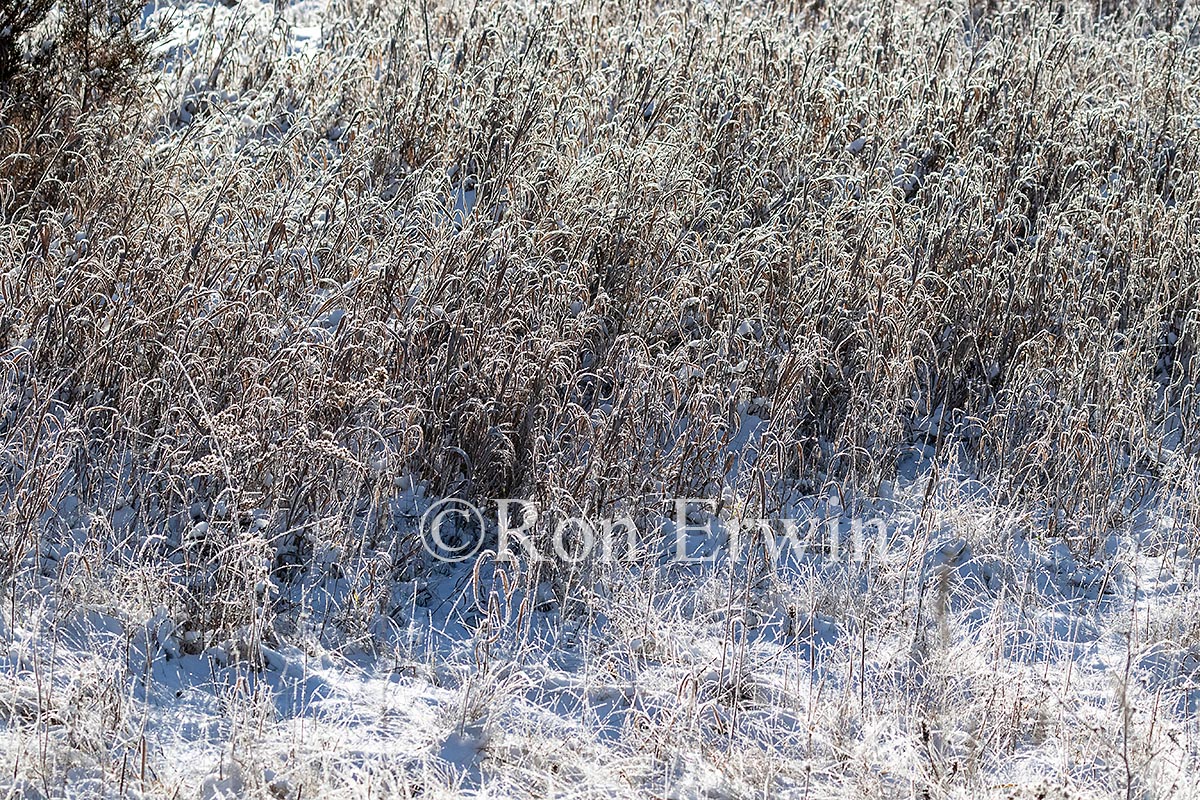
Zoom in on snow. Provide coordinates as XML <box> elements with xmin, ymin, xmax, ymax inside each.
<box><xmin>4</xmin><ymin>460</ymin><xmax>1199</xmax><ymax>796</ymax></box>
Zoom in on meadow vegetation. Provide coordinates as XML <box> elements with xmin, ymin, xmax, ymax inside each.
<box><xmin>1</xmin><ymin>0</ymin><xmax>1199</xmax><ymax>796</ymax></box>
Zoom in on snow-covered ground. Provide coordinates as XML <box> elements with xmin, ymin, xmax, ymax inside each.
<box><xmin>4</xmin><ymin>455</ymin><xmax>1200</xmax><ymax>798</ymax></box>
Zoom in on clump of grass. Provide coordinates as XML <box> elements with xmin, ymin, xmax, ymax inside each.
<box><xmin>0</xmin><ymin>0</ymin><xmax>164</xmax><ymax>216</ymax></box>
<box><xmin>2</xmin><ymin>0</ymin><xmax>1197</xmax><ymax>645</ymax></box>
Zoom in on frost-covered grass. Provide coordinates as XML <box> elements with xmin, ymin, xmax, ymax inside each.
<box><xmin>1</xmin><ymin>0</ymin><xmax>1200</xmax><ymax>796</ymax></box>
